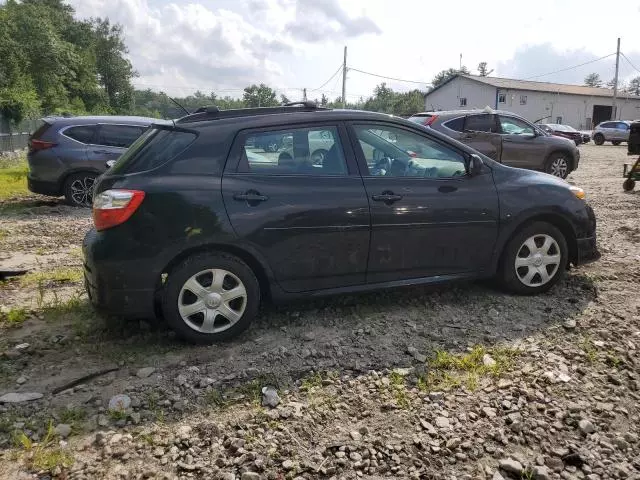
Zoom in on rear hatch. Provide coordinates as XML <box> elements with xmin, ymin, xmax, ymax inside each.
<box><xmin>27</xmin><ymin>119</ymin><xmax>56</xmax><ymax>155</ymax></box>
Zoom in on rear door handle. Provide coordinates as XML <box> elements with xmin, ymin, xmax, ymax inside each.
<box><xmin>233</xmin><ymin>191</ymin><xmax>269</xmax><ymax>202</ymax></box>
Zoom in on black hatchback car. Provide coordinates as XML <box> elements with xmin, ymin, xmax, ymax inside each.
<box><xmin>83</xmin><ymin>103</ymin><xmax>600</xmax><ymax>344</ymax></box>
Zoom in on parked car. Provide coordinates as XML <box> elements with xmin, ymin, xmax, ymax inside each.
<box><xmin>537</xmin><ymin>123</ymin><xmax>583</xmax><ymax>145</ymax></box>
<box><xmin>409</xmin><ymin>109</ymin><xmax>580</xmax><ymax>179</ymax></box>
<box><xmin>84</xmin><ymin>103</ymin><xmax>600</xmax><ymax>344</ymax></box>
<box><xmin>27</xmin><ymin>116</ymin><xmax>160</xmax><ymax>207</ymax></box>
<box><xmin>579</xmin><ymin>131</ymin><xmax>591</xmax><ymax>143</ymax></box>
<box><xmin>592</xmin><ymin>120</ymin><xmax>631</xmax><ymax>145</ymax></box>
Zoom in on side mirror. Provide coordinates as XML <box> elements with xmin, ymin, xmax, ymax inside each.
<box><xmin>106</xmin><ymin>160</ymin><xmax>115</xmax><ymax>169</ymax></box>
<box><xmin>469</xmin><ymin>154</ymin><xmax>484</xmax><ymax>176</ymax></box>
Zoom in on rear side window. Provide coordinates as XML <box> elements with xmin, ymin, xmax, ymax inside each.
<box><xmin>109</xmin><ymin>128</ymin><xmax>197</xmax><ymax>174</ymax></box>
<box><xmin>464</xmin><ymin>114</ymin><xmax>497</xmax><ymax>132</ymax></box>
<box><xmin>443</xmin><ymin>117</ymin><xmax>464</xmax><ymax>132</ymax></box>
<box><xmin>63</xmin><ymin>125</ymin><xmax>96</xmax><ymax>144</ymax></box>
<box><xmin>96</xmin><ymin>124</ymin><xmax>146</xmax><ymax>148</ymax></box>
<box><xmin>600</xmin><ymin>122</ymin><xmax>613</xmax><ymax>128</ymax></box>
<box><xmin>30</xmin><ymin>121</ymin><xmax>52</xmax><ymax>140</ymax></box>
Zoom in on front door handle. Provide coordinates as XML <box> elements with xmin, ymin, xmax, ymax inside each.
<box><xmin>372</xmin><ymin>192</ymin><xmax>403</xmax><ymax>204</ymax></box>
<box><xmin>233</xmin><ymin>191</ymin><xmax>269</xmax><ymax>203</ymax></box>
<box><xmin>438</xmin><ymin>185</ymin><xmax>457</xmax><ymax>193</ymax></box>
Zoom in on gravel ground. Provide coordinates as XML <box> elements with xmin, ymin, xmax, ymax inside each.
<box><xmin>0</xmin><ymin>143</ymin><xmax>638</xmax><ymax>480</ymax></box>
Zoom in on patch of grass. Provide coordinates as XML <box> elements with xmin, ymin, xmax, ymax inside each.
<box><xmin>0</xmin><ymin>160</ymin><xmax>29</xmax><ymax>200</ymax></box>
<box><xmin>421</xmin><ymin>345</ymin><xmax>520</xmax><ymax>392</ymax></box>
<box><xmin>107</xmin><ymin>409</ymin><xmax>128</xmax><ymax>421</ymax></box>
<box><xmin>0</xmin><ymin>228</ymin><xmax>7</xmax><ymax>241</ymax></box>
<box><xmin>204</xmin><ymin>389</ymin><xmax>226</xmax><ymax>408</ymax></box>
<box><xmin>58</xmin><ymin>406</ymin><xmax>86</xmax><ymax>425</ymax></box>
<box><xmin>0</xmin><ymin>307</ymin><xmax>29</xmax><ymax>327</ymax></box>
<box><xmin>18</xmin><ymin>422</ymin><xmax>74</xmax><ymax>473</ymax></box>
<box><xmin>21</xmin><ymin>267</ymin><xmax>83</xmax><ymax>287</ymax></box>
<box><xmin>300</xmin><ymin>372</ymin><xmax>324</xmax><ymax>392</ymax></box>
<box><xmin>579</xmin><ymin>336</ymin><xmax>598</xmax><ymax>364</ymax></box>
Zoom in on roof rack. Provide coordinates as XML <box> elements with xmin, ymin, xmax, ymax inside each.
<box><xmin>176</xmin><ymin>102</ymin><xmax>329</xmax><ymax>124</ymax></box>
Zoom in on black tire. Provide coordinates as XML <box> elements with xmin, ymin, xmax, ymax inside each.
<box><xmin>162</xmin><ymin>252</ymin><xmax>260</xmax><ymax>344</ymax></box>
<box><xmin>63</xmin><ymin>172</ymin><xmax>97</xmax><ymax>207</ymax></box>
<box><xmin>612</xmin><ymin>140</ymin><xmax>622</xmax><ymax>146</ymax></box>
<box><xmin>593</xmin><ymin>133</ymin><xmax>605</xmax><ymax>145</ymax></box>
<box><xmin>544</xmin><ymin>152</ymin><xmax>571</xmax><ymax>179</ymax></box>
<box><xmin>623</xmin><ymin>178</ymin><xmax>636</xmax><ymax>191</ymax></box>
<box><xmin>499</xmin><ymin>221</ymin><xmax>568</xmax><ymax>295</ymax></box>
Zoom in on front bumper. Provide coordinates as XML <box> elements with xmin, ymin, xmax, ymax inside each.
<box><xmin>575</xmin><ymin>235</ymin><xmax>600</xmax><ymax>266</ymax></box>
<box><xmin>83</xmin><ymin>228</ymin><xmax>157</xmax><ymax>318</ymax></box>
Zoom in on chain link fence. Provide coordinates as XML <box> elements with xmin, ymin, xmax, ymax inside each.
<box><xmin>0</xmin><ymin>117</ymin><xmax>40</xmax><ymax>153</ymax></box>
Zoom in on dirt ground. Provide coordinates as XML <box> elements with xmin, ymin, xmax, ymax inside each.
<box><xmin>0</xmin><ymin>143</ymin><xmax>638</xmax><ymax>480</ymax></box>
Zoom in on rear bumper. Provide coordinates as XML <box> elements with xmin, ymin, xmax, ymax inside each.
<box><xmin>27</xmin><ymin>176</ymin><xmax>60</xmax><ymax>196</ymax></box>
<box><xmin>83</xmin><ymin>228</ymin><xmax>157</xmax><ymax>318</ymax></box>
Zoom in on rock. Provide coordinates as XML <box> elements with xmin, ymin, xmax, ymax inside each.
<box><xmin>349</xmin><ymin>452</ymin><xmax>362</xmax><ymax>462</ymax></box>
<box><xmin>16</xmin><ymin>376</ymin><xmax>27</xmax><ymax>385</ymax></box>
<box><xmin>219</xmin><ymin>473</ymin><xmax>236</xmax><ymax>480</ymax></box>
<box><xmin>350</xmin><ymin>431</ymin><xmax>362</xmax><ymax>441</ymax></box>
<box><xmin>482</xmin><ymin>407</ymin><xmax>497</xmax><ymax>418</ymax></box>
<box><xmin>241</xmin><ymin>473</ymin><xmax>260</xmax><ymax>480</ymax></box>
<box><xmin>136</xmin><ymin>367</ymin><xmax>156</xmax><ymax>378</ymax></box>
<box><xmin>545</xmin><ymin>457</ymin><xmax>564</xmax><ymax>472</ymax></box>
<box><xmin>261</xmin><ymin>386</ymin><xmax>280</xmax><ymax>408</ymax></box>
<box><xmin>0</xmin><ymin>392</ymin><xmax>43</xmax><ymax>403</ymax></box>
<box><xmin>563</xmin><ymin>319</ymin><xmax>577</xmax><ymax>330</ymax></box>
<box><xmin>532</xmin><ymin>465</ymin><xmax>551</xmax><ymax>480</ymax></box>
<box><xmin>108</xmin><ymin>394</ymin><xmax>131</xmax><ymax>411</ymax></box>
<box><xmin>497</xmin><ymin>379</ymin><xmax>512</xmax><ymax>389</ymax></box>
<box><xmin>419</xmin><ymin>419</ymin><xmax>437</xmax><ymax>434</ymax></box>
<box><xmin>282</xmin><ymin>459</ymin><xmax>294</xmax><ymax>470</ymax></box>
<box><xmin>177</xmin><ymin>461</ymin><xmax>196</xmax><ymax>471</ymax></box>
<box><xmin>54</xmin><ymin>424</ymin><xmax>72</xmax><ymax>439</ymax></box>
<box><xmin>14</xmin><ymin>343</ymin><xmax>30</xmax><ymax>351</ymax></box>
<box><xmin>578</xmin><ymin>419</ymin><xmax>595</xmax><ymax>434</ymax></box>
<box><xmin>492</xmin><ymin>472</ymin><xmax>506</xmax><ymax>480</ymax></box>
<box><xmin>175</xmin><ymin>374</ymin><xmax>188</xmax><ymax>386</ymax></box>
<box><xmin>557</xmin><ymin>372</ymin><xmax>571</xmax><ymax>383</ymax></box>
<box><xmin>129</xmin><ymin>412</ymin><xmax>141</xmax><ymax>424</ymax></box>
<box><xmin>435</xmin><ymin>416</ymin><xmax>450</xmax><ymax>429</ymax></box>
<box><xmin>483</xmin><ymin>354</ymin><xmax>496</xmax><ymax>367</ymax></box>
<box><xmin>499</xmin><ymin>458</ymin><xmax>523</xmax><ymax>475</ymax></box>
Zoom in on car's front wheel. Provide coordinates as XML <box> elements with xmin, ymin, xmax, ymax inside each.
<box><xmin>63</xmin><ymin>172</ymin><xmax>97</xmax><ymax>207</ymax></box>
<box><xmin>499</xmin><ymin>222</ymin><xmax>568</xmax><ymax>295</ymax></box>
<box><xmin>593</xmin><ymin>133</ymin><xmax>605</xmax><ymax>145</ymax></box>
<box><xmin>544</xmin><ymin>153</ymin><xmax>571</xmax><ymax>179</ymax></box>
<box><xmin>162</xmin><ymin>252</ymin><xmax>260</xmax><ymax>344</ymax></box>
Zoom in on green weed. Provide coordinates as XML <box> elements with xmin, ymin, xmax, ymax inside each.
<box><xmin>0</xmin><ymin>307</ymin><xmax>28</xmax><ymax>327</ymax></box>
<box><xmin>0</xmin><ymin>161</ymin><xmax>29</xmax><ymax>200</ymax></box>
<box><xmin>579</xmin><ymin>336</ymin><xmax>598</xmax><ymax>363</ymax></box>
<box><xmin>21</xmin><ymin>267</ymin><xmax>83</xmax><ymax>287</ymax></box>
<box><xmin>18</xmin><ymin>422</ymin><xmax>74</xmax><ymax>472</ymax></box>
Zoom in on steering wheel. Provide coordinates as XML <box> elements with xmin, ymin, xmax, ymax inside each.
<box><xmin>371</xmin><ymin>156</ymin><xmax>393</xmax><ymax>176</ymax></box>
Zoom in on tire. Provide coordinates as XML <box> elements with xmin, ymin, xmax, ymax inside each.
<box><xmin>612</xmin><ymin>140</ymin><xmax>622</xmax><ymax>146</ymax></box>
<box><xmin>623</xmin><ymin>178</ymin><xmax>636</xmax><ymax>191</ymax></box>
<box><xmin>161</xmin><ymin>252</ymin><xmax>260</xmax><ymax>344</ymax></box>
<box><xmin>544</xmin><ymin>152</ymin><xmax>571</xmax><ymax>179</ymax></box>
<box><xmin>593</xmin><ymin>133</ymin><xmax>605</xmax><ymax>145</ymax></box>
<box><xmin>63</xmin><ymin>172</ymin><xmax>97</xmax><ymax>207</ymax></box>
<box><xmin>499</xmin><ymin>221</ymin><xmax>568</xmax><ymax>295</ymax></box>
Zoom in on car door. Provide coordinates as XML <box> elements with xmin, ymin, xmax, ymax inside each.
<box><xmin>497</xmin><ymin>115</ymin><xmax>546</xmax><ymax>169</ymax></box>
<box><xmin>600</xmin><ymin>122</ymin><xmax>615</xmax><ymax>140</ymax></box>
<box><xmin>59</xmin><ymin>124</ymin><xmax>96</xmax><ymax>162</ymax></box>
<box><xmin>348</xmin><ymin>122</ymin><xmax>499</xmax><ymax>283</ymax></box>
<box><xmin>616</xmin><ymin>122</ymin><xmax>630</xmax><ymax>141</ymax></box>
<box><xmin>86</xmin><ymin>124</ymin><xmax>147</xmax><ymax>167</ymax></box>
<box><xmin>221</xmin><ymin>123</ymin><xmax>370</xmax><ymax>293</ymax></box>
<box><xmin>447</xmin><ymin>114</ymin><xmax>503</xmax><ymax>160</ymax></box>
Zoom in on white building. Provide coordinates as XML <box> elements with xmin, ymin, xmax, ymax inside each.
<box><xmin>423</xmin><ymin>74</ymin><xmax>640</xmax><ymax>130</ymax></box>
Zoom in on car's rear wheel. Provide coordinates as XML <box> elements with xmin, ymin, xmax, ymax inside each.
<box><xmin>63</xmin><ymin>172</ymin><xmax>96</xmax><ymax>207</ymax></box>
<box><xmin>162</xmin><ymin>252</ymin><xmax>260</xmax><ymax>344</ymax></box>
<box><xmin>623</xmin><ymin>178</ymin><xmax>636</xmax><ymax>191</ymax></box>
<box><xmin>612</xmin><ymin>140</ymin><xmax>622</xmax><ymax>146</ymax></box>
<box><xmin>593</xmin><ymin>133</ymin><xmax>605</xmax><ymax>145</ymax></box>
<box><xmin>544</xmin><ymin>153</ymin><xmax>570</xmax><ymax>179</ymax></box>
<box><xmin>499</xmin><ymin>222</ymin><xmax>568</xmax><ymax>295</ymax></box>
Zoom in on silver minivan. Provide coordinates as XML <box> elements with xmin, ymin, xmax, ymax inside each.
<box><xmin>592</xmin><ymin>121</ymin><xmax>631</xmax><ymax>145</ymax></box>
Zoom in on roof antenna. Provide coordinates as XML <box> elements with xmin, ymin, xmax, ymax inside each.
<box><xmin>168</xmin><ymin>96</ymin><xmax>191</xmax><ymax>115</ymax></box>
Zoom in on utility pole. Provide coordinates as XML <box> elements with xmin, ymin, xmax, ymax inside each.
<box><xmin>341</xmin><ymin>46</ymin><xmax>347</xmax><ymax>108</ymax></box>
<box><xmin>302</xmin><ymin>88</ymin><xmax>307</xmax><ymax>102</ymax></box>
<box><xmin>612</xmin><ymin>37</ymin><xmax>620</xmax><ymax>120</ymax></box>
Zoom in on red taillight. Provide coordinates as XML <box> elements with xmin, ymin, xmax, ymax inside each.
<box><xmin>92</xmin><ymin>189</ymin><xmax>145</xmax><ymax>231</ymax></box>
<box><xmin>29</xmin><ymin>139</ymin><xmax>57</xmax><ymax>151</ymax></box>
<box><xmin>424</xmin><ymin>115</ymin><xmax>438</xmax><ymax>126</ymax></box>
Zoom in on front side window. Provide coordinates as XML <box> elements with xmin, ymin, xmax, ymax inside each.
<box><xmin>354</xmin><ymin>124</ymin><xmax>467</xmax><ymax>178</ymax></box>
<box><xmin>96</xmin><ymin>124</ymin><xmax>146</xmax><ymax>148</ymax></box>
<box><xmin>464</xmin><ymin>114</ymin><xmax>497</xmax><ymax>133</ymax></box>
<box><xmin>239</xmin><ymin>126</ymin><xmax>347</xmax><ymax>176</ymax></box>
<box><xmin>499</xmin><ymin>116</ymin><xmax>535</xmax><ymax>135</ymax></box>
<box><xmin>63</xmin><ymin>125</ymin><xmax>96</xmax><ymax>144</ymax></box>
<box><xmin>520</xmin><ymin>95</ymin><xmax>527</xmax><ymax>105</ymax></box>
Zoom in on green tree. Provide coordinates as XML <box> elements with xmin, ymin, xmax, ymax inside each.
<box><xmin>477</xmin><ymin>62</ymin><xmax>489</xmax><ymax>76</ymax></box>
<box><xmin>584</xmin><ymin>73</ymin><xmax>602</xmax><ymax>87</ymax></box>
<box><xmin>280</xmin><ymin>93</ymin><xmax>290</xmax><ymax>104</ymax></box>
<box><xmin>431</xmin><ymin>66</ymin><xmax>470</xmax><ymax>89</ymax></box>
<box><xmin>627</xmin><ymin>76</ymin><xmax>640</xmax><ymax>96</ymax></box>
<box><xmin>243</xmin><ymin>84</ymin><xmax>278</xmax><ymax>107</ymax></box>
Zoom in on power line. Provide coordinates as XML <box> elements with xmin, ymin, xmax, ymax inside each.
<box><xmin>621</xmin><ymin>52</ymin><xmax>640</xmax><ymax>75</ymax></box>
<box><xmin>309</xmin><ymin>64</ymin><xmax>343</xmax><ymax>92</ymax></box>
<box><xmin>349</xmin><ymin>67</ymin><xmax>430</xmax><ymax>86</ymax></box>
<box><xmin>523</xmin><ymin>53</ymin><xmax>616</xmax><ymax>80</ymax></box>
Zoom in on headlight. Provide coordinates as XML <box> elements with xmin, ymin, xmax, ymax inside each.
<box><xmin>569</xmin><ymin>186</ymin><xmax>585</xmax><ymax>200</ymax></box>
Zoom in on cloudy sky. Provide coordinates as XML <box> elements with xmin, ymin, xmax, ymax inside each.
<box><xmin>68</xmin><ymin>0</ymin><xmax>640</xmax><ymax>100</ymax></box>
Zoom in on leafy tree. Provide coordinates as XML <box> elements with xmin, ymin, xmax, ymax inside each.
<box><xmin>280</xmin><ymin>94</ymin><xmax>290</xmax><ymax>104</ymax></box>
<box><xmin>477</xmin><ymin>62</ymin><xmax>490</xmax><ymax>76</ymax></box>
<box><xmin>584</xmin><ymin>73</ymin><xmax>602</xmax><ymax>87</ymax></box>
<box><xmin>320</xmin><ymin>93</ymin><xmax>328</xmax><ymax>106</ymax></box>
<box><xmin>627</xmin><ymin>76</ymin><xmax>640</xmax><ymax>96</ymax></box>
<box><xmin>243</xmin><ymin>84</ymin><xmax>278</xmax><ymax>107</ymax></box>
<box><xmin>431</xmin><ymin>66</ymin><xmax>470</xmax><ymax>89</ymax></box>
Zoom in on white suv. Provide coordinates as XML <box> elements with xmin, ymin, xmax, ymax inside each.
<box><xmin>592</xmin><ymin>121</ymin><xmax>631</xmax><ymax>145</ymax></box>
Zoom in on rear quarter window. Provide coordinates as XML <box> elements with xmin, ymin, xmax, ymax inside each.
<box><xmin>63</xmin><ymin>125</ymin><xmax>96</xmax><ymax>144</ymax></box>
<box><xmin>109</xmin><ymin>128</ymin><xmax>197</xmax><ymax>174</ymax></box>
<box><xmin>443</xmin><ymin>117</ymin><xmax>464</xmax><ymax>132</ymax></box>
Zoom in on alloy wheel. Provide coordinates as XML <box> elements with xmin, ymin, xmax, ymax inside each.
<box><xmin>178</xmin><ymin>268</ymin><xmax>247</xmax><ymax>333</ymax></box>
<box><xmin>548</xmin><ymin>157</ymin><xmax>568</xmax><ymax>178</ymax></box>
<box><xmin>514</xmin><ymin>234</ymin><xmax>561</xmax><ymax>287</ymax></box>
<box><xmin>70</xmin><ymin>176</ymin><xmax>95</xmax><ymax>206</ymax></box>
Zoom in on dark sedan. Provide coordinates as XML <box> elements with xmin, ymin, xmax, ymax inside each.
<box><xmin>537</xmin><ymin>123</ymin><xmax>583</xmax><ymax>145</ymax></box>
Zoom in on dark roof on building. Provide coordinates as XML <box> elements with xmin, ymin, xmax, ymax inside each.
<box><xmin>426</xmin><ymin>74</ymin><xmax>640</xmax><ymax>100</ymax></box>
